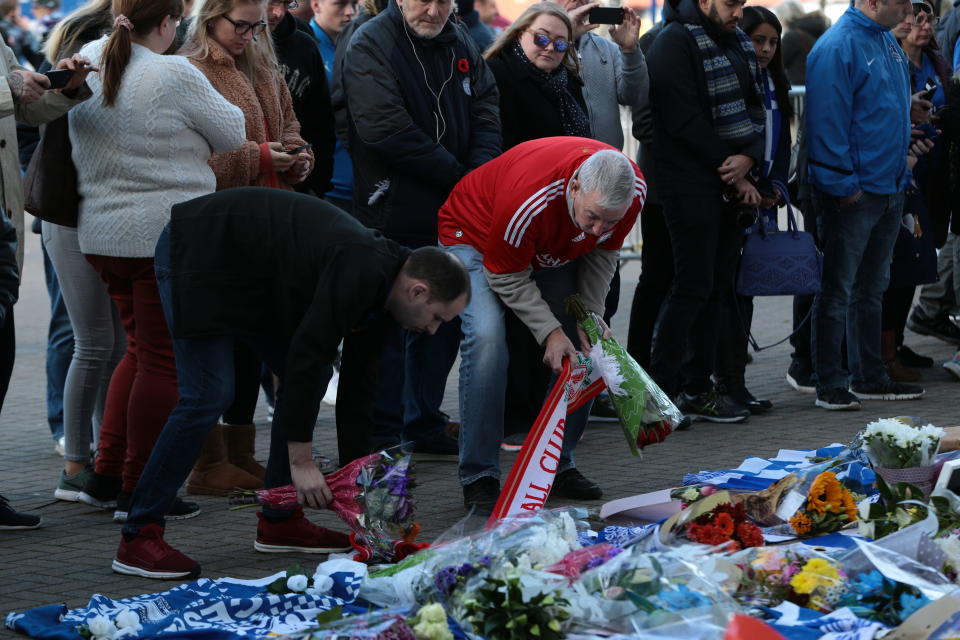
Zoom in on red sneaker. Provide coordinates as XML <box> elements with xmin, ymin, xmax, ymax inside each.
<box><xmin>112</xmin><ymin>523</ymin><xmax>201</xmax><ymax>579</ymax></box>
<box><xmin>254</xmin><ymin>509</ymin><xmax>352</xmax><ymax>553</ymax></box>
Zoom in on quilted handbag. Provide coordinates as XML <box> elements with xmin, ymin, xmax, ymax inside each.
<box><xmin>736</xmin><ymin>180</ymin><xmax>822</xmax><ymax>297</ymax></box>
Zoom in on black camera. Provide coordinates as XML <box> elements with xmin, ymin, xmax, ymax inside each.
<box><xmin>734</xmin><ymin>205</ymin><xmax>758</xmax><ymax>228</ymax></box>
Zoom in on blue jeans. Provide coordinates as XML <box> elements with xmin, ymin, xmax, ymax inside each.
<box><xmin>124</xmin><ymin>227</ymin><xmax>291</xmax><ymax>533</ymax></box>
<box><xmin>446</xmin><ymin>244</ymin><xmax>590</xmax><ymax>486</ymax></box>
<box><xmin>812</xmin><ymin>189</ymin><xmax>904</xmax><ymax>392</ymax></box>
<box><xmin>43</xmin><ymin>238</ymin><xmax>74</xmax><ymax>442</ymax></box>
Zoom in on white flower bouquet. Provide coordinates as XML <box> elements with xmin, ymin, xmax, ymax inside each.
<box><xmin>861</xmin><ymin>418</ymin><xmax>943</xmax><ymax>469</ymax></box>
<box><xmin>860</xmin><ymin>418</ymin><xmax>945</xmax><ymax>496</ymax></box>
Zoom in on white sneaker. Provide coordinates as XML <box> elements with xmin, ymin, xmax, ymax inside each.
<box><xmin>54</xmin><ymin>436</ymin><xmax>65</xmax><ymax>457</ymax></box>
<box><xmin>322</xmin><ymin>370</ymin><xmax>339</xmax><ymax>406</ymax></box>
<box><xmin>944</xmin><ymin>355</ymin><xmax>960</xmax><ymax>381</ymax></box>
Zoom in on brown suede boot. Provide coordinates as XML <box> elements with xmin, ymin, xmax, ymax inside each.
<box><xmin>882</xmin><ymin>330</ymin><xmax>921</xmax><ymax>382</ymax></box>
<box><xmin>186</xmin><ymin>424</ymin><xmax>262</xmax><ymax>496</ymax></box>
<box><xmin>225</xmin><ymin>423</ymin><xmax>265</xmax><ymax>481</ymax></box>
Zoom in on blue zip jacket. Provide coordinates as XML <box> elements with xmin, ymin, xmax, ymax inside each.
<box><xmin>806</xmin><ymin>7</ymin><xmax>910</xmax><ymax>198</ymax></box>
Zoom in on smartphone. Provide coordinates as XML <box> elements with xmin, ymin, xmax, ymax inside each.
<box><xmin>919</xmin><ymin>78</ymin><xmax>937</xmax><ymax>101</ymax></box>
<box><xmin>588</xmin><ymin>6</ymin><xmax>625</xmax><ymax>24</ymax></box>
<box><xmin>286</xmin><ymin>143</ymin><xmax>313</xmax><ymax>155</ymax></box>
<box><xmin>44</xmin><ymin>69</ymin><xmax>73</xmax><ymax>90</ymax></box>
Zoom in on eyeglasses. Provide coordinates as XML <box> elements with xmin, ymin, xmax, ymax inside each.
<box><xmin>525</xmin><ymin>30</ymin><xmax>569</xmax><ymax>52</ymax></box>
<box><xmin>267</xmin><ymin>0</ymin><xmax>300</xmax><ymax>7</ymax></box>
<box><xmin>914</xmin><ymin>13</ymin><xmax>939</xmax><ymax>26</ymax></box>
<box><xmin>222</xmin><ymin>15</ymin><xmax>268</xmax><ymax>36</ymax></box>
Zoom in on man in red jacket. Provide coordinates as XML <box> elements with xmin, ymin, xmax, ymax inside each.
<box><xmin>438</xmin><ymin>136</ymin><xmax>645</xmax><ymax>514</ymax></box>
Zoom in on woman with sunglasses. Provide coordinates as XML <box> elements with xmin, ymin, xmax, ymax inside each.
<box><xmin>67</xmin><ymin>0</ymin><xmax>246</xmax><ymax>519</ymax></box>
<box><xmin>483</xmin><ymin>2</ymin><xmax>590</xmax><ymax>150</ymax></box>
<box><xmin>178</xmin><ymin>0</ymin><xmax>315</xmax><ymax>497</ymax></box>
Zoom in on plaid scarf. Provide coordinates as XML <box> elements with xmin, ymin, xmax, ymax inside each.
<box><xmin>685</xmin><ymin>23</ymin><xmax>765</xmax><ymax>143</ymax></box>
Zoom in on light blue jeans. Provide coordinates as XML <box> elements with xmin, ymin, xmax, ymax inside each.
<box><xmin>445</xmin><ymin>244</ymin><xmax>591</xmax><ymax>486</ymax></box>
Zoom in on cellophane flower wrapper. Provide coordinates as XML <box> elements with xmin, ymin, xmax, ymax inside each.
<box><xmin>567</xmin><ymin>295</ymin><xmax>684</xmax><ymax>455</ymax></box>
<box><xmin>566</xmin><ymin>543</ymin><xmax>741</xmax><ymax>635</ymax></box>
<box><xmin>279</xmin><ymin>607</ymin><xmax>415</xmax><ymax>640</ymax></box>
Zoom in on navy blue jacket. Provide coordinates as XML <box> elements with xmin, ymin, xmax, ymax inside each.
<box><xmin>342</xmin><ymin>2</ymin><xmax>501</xmax><ymax>247</ymax></box>
<box><xmin>805</xmin><ymin>7</ymin><xmax>910</xmax><ymax>198</ymax></box>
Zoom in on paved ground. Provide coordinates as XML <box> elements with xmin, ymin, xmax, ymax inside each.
<box><xmin>1</xmin><ymin>220</ymin><xmax>958</xmax><ymax>636</ymax></box>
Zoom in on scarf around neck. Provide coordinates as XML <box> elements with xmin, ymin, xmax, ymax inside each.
<box><xmin>506</xmin><ymin>40</ymin><xmax>591</xmax><ymax>138</ymax></box>
<box><xmin>684</xmin><ymin>22</ymin><xmax>765</xmax><ymax>143</ymax></box>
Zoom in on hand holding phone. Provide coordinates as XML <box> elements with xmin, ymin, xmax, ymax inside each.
<box><xmin>44</xmin><ymin>69</ymin><xmax>74</xmax><ymax>90</ymax></box>
<box><xmin>287</xmin><ymin>143</ymin><xmax>313</xmax><ymax>155</ymax></box>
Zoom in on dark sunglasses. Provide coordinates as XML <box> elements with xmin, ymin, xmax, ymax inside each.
<box><xmin>526</xmin><ymin>30</ymin><xmax>569</xmax><ymax>53</ymax></box>
<box><xmin>223</xmin><ymin>15</ymin><xmax>268</xmax><ymax>36</ymax></box>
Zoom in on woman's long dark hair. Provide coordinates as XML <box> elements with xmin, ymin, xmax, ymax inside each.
<box><xmin>741</xmin><ymin>5</ymin><xmax>794</xmax><ymax>122</ymax></box>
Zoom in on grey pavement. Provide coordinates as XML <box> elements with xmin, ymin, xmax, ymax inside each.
<box><xmin>1</xmin><ymin>223</ymin><xmax>959</xmax><ymax>636</ymax></box>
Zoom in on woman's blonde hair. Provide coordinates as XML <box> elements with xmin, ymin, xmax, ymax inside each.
<box><xmin>183</xmin><ymin>0</ymin><xmax>279</xmax><ymax>82</ymax></box>
<box><xmin>43</xmin><ymin>0</ymin><xmax>113</xmax><ymax>62</ymax></box>
<box><xmin>484</xmin><ymin>2</ymin><xmax>579</xmax><ymax>76</ymax></box>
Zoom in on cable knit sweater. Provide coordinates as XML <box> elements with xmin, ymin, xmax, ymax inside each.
<box><xmin>70</xmin><ymin>37</ymin><xmax>246</xmax><ymax>258</ymax></box>
<box><xmin>180</xmin><ymin>40</ymin><xmax>313</xmax><ymax>191</ymax></box>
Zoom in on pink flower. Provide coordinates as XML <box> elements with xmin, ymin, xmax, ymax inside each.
<box><xmin>700</xmin><ymin>485</ymin><xmax>717</xmax><ymax>496</ymax></box>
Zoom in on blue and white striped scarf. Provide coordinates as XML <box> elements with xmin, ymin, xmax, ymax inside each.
<box><xmin>685</xmin><ymin>23</ymin><xmax>765</xmax><ymax>142</ymax></box>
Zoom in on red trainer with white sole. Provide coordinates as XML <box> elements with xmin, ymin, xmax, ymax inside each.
<box><xmin>112</xmin><ymin>523</ymin><xmax>201</xmax><ymax>579</ymax></box>
<box><xmin>254</xmin><ymin>509</ymin><xmax>352</xmax><ymax>554</ymax></box>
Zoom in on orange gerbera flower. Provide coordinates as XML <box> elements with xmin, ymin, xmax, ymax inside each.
<box><xmin>714</xmin><ymin>511</ymin><xmax>735</xmax><ymax>536</ymax></box>
<box><xmin>790</xmin><ymin>511</ymin><xmax>812</xmax><ymax>535</ymax></box>
<box><xmin>842</xmin><ymin>491</ymin><xmax>858</xmax><ymax>521</ymax></box>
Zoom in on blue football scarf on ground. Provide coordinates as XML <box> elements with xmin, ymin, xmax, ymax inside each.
<box><xmin>685</xmin><ymin>22</ymin><xmax>765</xmax><ymax>143</ymax></box>
<box><xmin>5</xmin><ymin>561</ymin><xmax>366</xmax><ymax>640</ymax></box>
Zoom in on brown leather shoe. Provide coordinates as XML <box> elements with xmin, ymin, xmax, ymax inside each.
<box><xmin>225</xmin><ymin>423</ymin><xmax>266</xmax><ymax>480</ymax></box>
<box><xmin>187</xmin><ymin>425</ymin><xmax>262</xmax><ymax>496</ymax></box>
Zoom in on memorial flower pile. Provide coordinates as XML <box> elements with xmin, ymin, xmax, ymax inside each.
<box><xmin>733</xmin><ymin>547</ymin><xmax>847</xmax><ymax>612</ymax></box>
<box><xmin>788</xmin><ymin>471</ymin><xmax>859</xmax><ymax>537</ymax></box>
<box><xmin>685</xmin><ymin>502</ymin><xmax>764</xmax><ymax>550</ymax></box>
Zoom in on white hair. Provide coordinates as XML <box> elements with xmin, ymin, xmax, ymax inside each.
<box><xmin>575</xmin><ymin>150</ymin><xmax>636</xmax><ymax>211</ymax></box>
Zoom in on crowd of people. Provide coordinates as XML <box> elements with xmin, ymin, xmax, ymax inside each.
<box><xmin>0</xmin><ymin>0</ymin><xmax>956</xmax><ymax>581</ymax></box>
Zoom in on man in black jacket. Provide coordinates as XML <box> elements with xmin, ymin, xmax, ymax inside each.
<box><xmin>268</xmin><ymin>0</ymin><xmax>336</xmax><ymax>196</ymax></box>
<box><xmin>646</xmin><ymin>0</ymin><xmax>764</xmax><ymax>423</ymax></box>
<box><xmin>342</xmin><ymin>0</ymin><xmax>499</xmax><ymax>459</ymax></box>
<box><xmin>112</xmin><ymin>188</ymin><xmax>470</xmax><ymax>580</ymax></box>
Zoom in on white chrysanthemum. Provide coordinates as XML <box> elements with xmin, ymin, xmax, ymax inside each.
<box><xmin>286</xmin><ymin>574</ymin><xmax>309</xmax><ymax>592</ymax></box>
<box><xmin>114</xmin><ymin>610</ymin><xmax>140</xmax><ymax>631</ymax></box>
<box><xmin>86</xmin><ymin>615</ymin><xmax>117</xmax><ymax>640</ymax></box>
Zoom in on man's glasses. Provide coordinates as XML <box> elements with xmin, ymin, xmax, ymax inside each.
<box><xmin>268</xmin><ymin>1</ymin><xmax>300</xmax><ymax>7</ymax></box>
<box><xmin>526</xmin><ymin>30</ymin><xmax>569</xmax><ymax>52</ymax></box>
<box><xmin>223</xmin><ymin>15</ymin><xmax>268</xmax><ymax>36</ymax></box>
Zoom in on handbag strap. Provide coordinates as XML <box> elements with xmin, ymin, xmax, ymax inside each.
<box><xmin>770</xmin><ymin>179</ymin><xmax>800</xmax><ymax>235</ymax></box>
<box><xmin>734</xmin><ymin>285</ymin><xmax>814</xmax><ymax>352</ymax></box>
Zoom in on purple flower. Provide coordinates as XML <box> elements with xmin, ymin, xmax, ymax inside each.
<box><xmin>434</xmin><ymin>567</ymin><xmax>458</xmax><ymax>595</ymax></box>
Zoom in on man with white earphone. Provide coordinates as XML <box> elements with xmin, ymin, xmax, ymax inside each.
<box><xmin>341</xmin><ymin>0</ymin><xmax>500</xmax><ymax>461</ymax></box>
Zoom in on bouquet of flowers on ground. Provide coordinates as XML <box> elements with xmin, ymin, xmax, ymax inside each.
<box><xmin>566</xmin><ymin>295</ymin><xmax>684</xmax><ymax>454</ymax></box>
<box><xmin>836</xmin><ymin>569</ymin><xmax>932</xmax><ymax>626</ymax></box>
<box><xmin>859</xmin><ymin>418</ymin><xmax>944</xmax><ymax>495</ymax></box>
<box><xmin>279</xmin><ymin>607</ymin><xmax>416</xmax><ymax>640</ymax></box>
<box><xmin>670</xmin><ymin>484</ymin><xmax>719</xmax><ymax>508</ymax></box>
<box><xmin>788</xmin><ymin>471</ymin><xmax>859</xmax><ymax>537</ymax></box>
<box><xmin>229</xmin><ymin>450</ymin><xmax>423</xmax><ymax>563</ymax></box>
<box><xmin>935</xmin><ymin>530</ymin><xmax>960</xmax><ymax>583</ymax></box>
<box><xmin>662</xmin><ymin>491</ymin><xmax>764</xmax><ymax>551</ymax></box>
<box><xmin>733</xmin><ymin>546</ymin><xmax>847</xmax><ymax>612</ymax></box>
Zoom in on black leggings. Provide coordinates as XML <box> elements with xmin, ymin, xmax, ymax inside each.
<box><xmin>0</xmin><ymin>306</ymin><xmax>14</xmax><ymax>408</ymax></box>
<box><xmin>222</xmin><ymin>341</ymin><xmax>262</xmax><ymax>425</ymax></box>
<box><xmin>882</xmin><ymin>285</ymin><xmax>916</xmax><ymax>345</ymax></box>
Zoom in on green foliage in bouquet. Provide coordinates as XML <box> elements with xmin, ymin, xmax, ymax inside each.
<box><xmin>859</xmin><ymin>475</ymin><xmax>960</xmax><ymax>540</ymax></box>
<box><xmin>461</xmin><ymin>574</ymin><xmax>570</xmax><ymax>640</ymax></box>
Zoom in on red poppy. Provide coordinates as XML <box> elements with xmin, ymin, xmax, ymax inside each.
<box><xmin>457</xmin><ymin>58</ymin><xmax>469</xmax><ymax>73</ymax></box>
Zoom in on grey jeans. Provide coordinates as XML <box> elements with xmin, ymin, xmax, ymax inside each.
<box><xmin>914</xmin><ymin>232</ymin><xmax>960</xmax><ymax>322</ymax></box>
<box><xmin>42</xmin><ymin>222</ymin><xmax>125</xmax><ymax>463</ymax></box>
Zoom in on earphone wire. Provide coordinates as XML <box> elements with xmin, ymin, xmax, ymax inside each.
<box><xmin>399</xmin><ymin>3</ymin><xmax>456</xmax><ymax>142</ymax></box>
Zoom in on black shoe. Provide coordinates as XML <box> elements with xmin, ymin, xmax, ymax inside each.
<box><xmin>0</xmin><ymin>495</ymin><xmax>41</xmax><ymax>530</ymax></box>
<box><xmin>719</xmin><ymin>385</ymin><xmax>773</xmax><ymax>414</ymax></box>
<box><xmin>409</xmin><ymin>432</ymin><xmax>459</xmax><ymax>462</ymax></box>
<box><xmin>463</xmin><ymin>477</ymin><xmax>500</xmax><ymax>515</ymax></box>
<box><xmin>815</xmin><ymin>388</ymin><xmax>861</xmax><ymax>411</ymax></box>
<box><xmin>897</xmin><ymin>345</ymin><xmax>934</xmax><ymax>369</ymax></box>
<box><xmin>674</xmin><ymin>415</ymin><xmax>693</xmax><ymax>431</ymax></box>
<box><xmin>552</xmin><ymin>469</ymin><xmax>603</xmax><ymax>500</ymax></box>
<box><xmin>676</xmin><ymin>391</ymin><xmax>749</xmax><ymax>423</ymax></box>
<box><xmin>500</xmin><ymin>432</ymin><xmax>526</xmax><ymax>452</ymax></box>
<box><xmin>786</xmin><ymin>362</ymin><xmax>816</xmax><ymax>394</ymax></box>
<box><xmin>114</xmin><ymin>492</ymin><xmax>202</xmax><ymax>523</ymax></box>
<box><xmin>907</xmin><ymin>312</ymin><xmax>960</xmax><ymax>344</ymax></box>
<box><xmin>850</xmin><ymin>380</ymin><xmax>925</xmax><ymax>400</ymax></box>
<box><xmin>78</xmin><ymin>471</ymin><xmax>122</xmax><ymax>509</ymax></box>
<box><xmin>588</xmin><ymin>394</ymin><xmax>619</xmax><ymax>423</ymax></box>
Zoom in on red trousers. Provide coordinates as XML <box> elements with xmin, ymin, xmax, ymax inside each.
<box><xmin>85</xmin><ymin>255</ymin><xmax>179</xmax><ymax>493</ymax></box>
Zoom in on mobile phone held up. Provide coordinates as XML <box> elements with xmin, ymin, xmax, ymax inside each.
<box><xmin>44</xmin><ymin>69</ymin><xmax>74</xmax><ymax>90</ymax></box>
<box><xmin>588</xmin><ymin>6</ymin><xmax>625</xmax><ymax>24</ymax></box>
<box><xmin>920</xmin><ymin>78</ymin><xmax>937</xmax><ymax>101</ymax></box>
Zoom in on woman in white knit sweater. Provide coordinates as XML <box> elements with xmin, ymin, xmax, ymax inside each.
<box><xmin>68</xmin><ymin>0</ymin><xmax>246</xmax><ymax>518</ymax></box>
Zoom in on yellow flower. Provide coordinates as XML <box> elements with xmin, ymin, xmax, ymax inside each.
<box><xmin>790</xmin><ymin>571</ymin><xmax>819</xmax><ymax>594</ymax></box>
<box><xmin>803</xmin><ymin>558</ymin><xmax>839</xmax><ymax>581</ymax></box>
<box><xmin>790</xmin><ymin>512</ymin><xmax>812</xmax><ymax>535</ymax></box>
